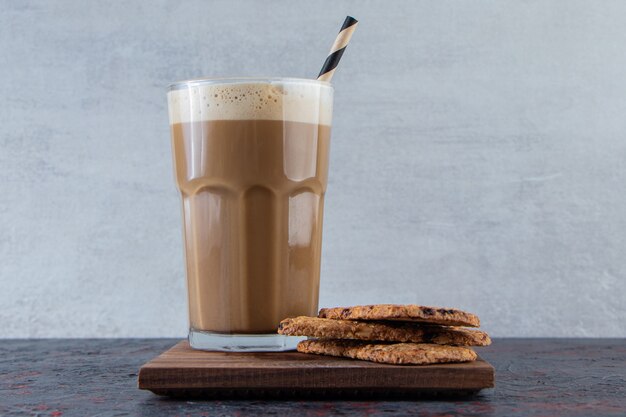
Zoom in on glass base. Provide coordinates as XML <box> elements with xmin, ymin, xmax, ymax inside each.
<box><xmin>188</xmin><ymin>328</ymin><xmax>305</xmax><ymax>352</ymax></box>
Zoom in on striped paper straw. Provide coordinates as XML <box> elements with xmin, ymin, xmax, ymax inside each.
<box><xmin>317</xmin><ymin>16</ymin><xmax>358</xmax><ymax>82</ymax></box>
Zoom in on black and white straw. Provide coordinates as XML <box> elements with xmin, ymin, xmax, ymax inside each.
<box><xmin>317</xmin><ymin>16</ymin><xmax>358</xmax><ymax>82</ymax></box>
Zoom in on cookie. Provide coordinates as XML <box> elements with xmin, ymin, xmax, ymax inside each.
<box><xmin>278</xmin><ymin>316</ymin><xmax>490</xmax><ymax>346</ymax></box>
<box><xmin>318</xmin><ymin>304</ymin><xmax>480</xmax><ymax>328</ymax></box>
<box><xmin>297</xmin><ymin>339</ymin><xmax>477</xmax><ymax>365</ymax></box>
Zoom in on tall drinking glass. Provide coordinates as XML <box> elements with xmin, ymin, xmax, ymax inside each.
<box><xmin>167</xmin><ymin>78</ymin><xmax>333</xmax><ymax>351</ymax></box>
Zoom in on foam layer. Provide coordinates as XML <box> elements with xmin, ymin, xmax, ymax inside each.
<box><xmin>168</xmin><ymin>80</ymin><xmax>333</xmax><ymax>125</ymax></box>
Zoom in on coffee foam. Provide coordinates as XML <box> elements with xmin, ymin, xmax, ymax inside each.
<box><xmin>168</xmin><ymin>80</ymin><xmax>333</xmax><ymax>126</ymax></box>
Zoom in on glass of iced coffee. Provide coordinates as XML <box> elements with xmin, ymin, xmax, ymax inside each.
<box><xmin>167</xmin><ymin>78</ymin><xmax>333</xmax><ymax>351</ymax></box>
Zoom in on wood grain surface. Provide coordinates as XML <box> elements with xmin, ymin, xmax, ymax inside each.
<box><xmin>138</xmin><ymin>341</ymin><xmax>494</xmax><ymax>397</ymax></box>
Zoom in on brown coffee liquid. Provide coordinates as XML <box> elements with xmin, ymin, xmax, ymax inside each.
<box><xmin>171</xmin><ymin>120</ymin><xmax>331</xmax><ymax>333</ymax></box>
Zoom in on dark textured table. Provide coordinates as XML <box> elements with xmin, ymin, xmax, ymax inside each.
<box><xmin>1</xmin><ymin>339</ymin><xmax>624</xmax><ymax>417</ymax></box>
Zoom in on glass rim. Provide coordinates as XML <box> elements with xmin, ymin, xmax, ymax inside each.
<box><xmin>168</xmin><ymin>77</ymin><xmax>332</xmax><ymax>91</ymax></box>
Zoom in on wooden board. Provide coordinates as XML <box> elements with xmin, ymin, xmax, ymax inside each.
<box><xmin>138</xmin><ymin>341</ymin><xmax>494</xmax><ymax>398</ymax></box>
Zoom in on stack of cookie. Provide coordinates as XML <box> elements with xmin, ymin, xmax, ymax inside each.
<box><xmin>278</xmin><ymin>304</ymin><xmax>490</xmax><ymax>365</ymax></box>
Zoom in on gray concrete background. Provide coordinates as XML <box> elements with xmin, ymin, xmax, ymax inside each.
<box><xmin>1</xmin><ymin>0</ymin><xmax>625</xmax><ymax>338</ymax></box>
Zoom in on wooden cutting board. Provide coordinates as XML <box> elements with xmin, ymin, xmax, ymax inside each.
<box><xmin>138</xmin><ymin>341</ymin><xmax>494</xmax><ymax>398</ymax></box>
